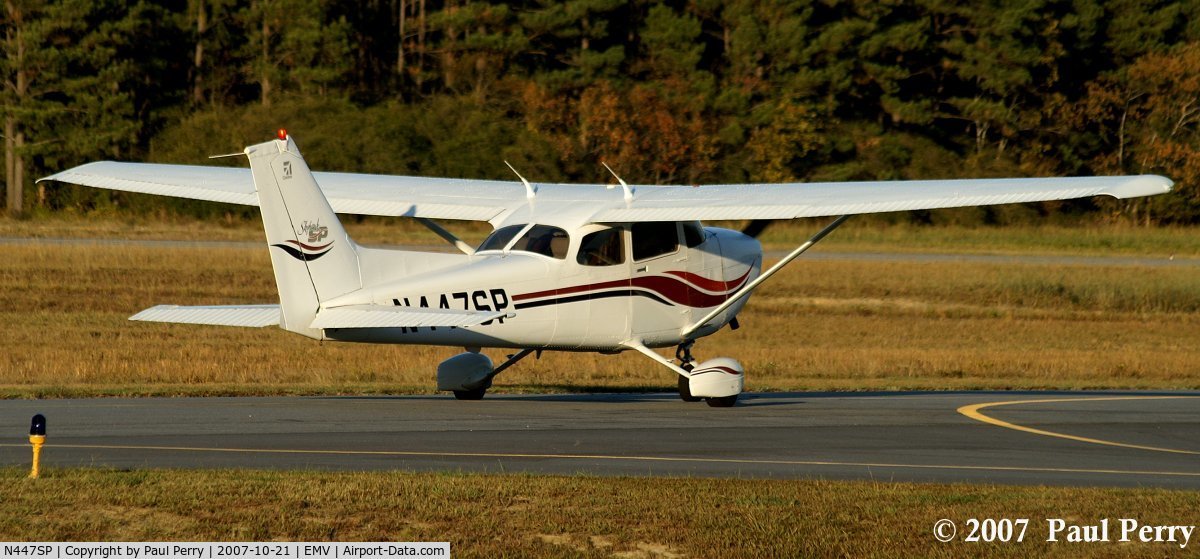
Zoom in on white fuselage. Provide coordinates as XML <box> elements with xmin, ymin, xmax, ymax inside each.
<box><xmin>321</xmin><ymin>224</ymin><xmax>761</xmax><ymax>350</ymax></box>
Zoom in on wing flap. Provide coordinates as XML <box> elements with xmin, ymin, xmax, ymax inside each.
<box><xmin>311</xmin><ymin>304</ymin><xmax>507</xmax><ymax>329</ymax></box>
<box><xmin>131</xmin><ymin>304</ymin><xmax>280</xmax><ymax>327</ymax></box>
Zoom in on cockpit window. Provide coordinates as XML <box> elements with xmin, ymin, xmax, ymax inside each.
<box><xmin>478</xmin><ymin>224</ymin><xmax>527</xmax><ymax>252</ymax></box>
<box><xmin>577</xmin><ymin>227</ymin><xmax>624</xmax><ymax>266</ymax></box>
<box><xmin>512</xmin><ymin>225</ymin><xmax>570</xmax><ymax>259</ymax></box>
<box><xmin>631</xmin><ymin>221</ymin><xmax>679</xmax><ymax>261</ymax></box>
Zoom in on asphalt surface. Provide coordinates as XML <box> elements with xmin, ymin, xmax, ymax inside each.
<box><xmin>3</xmin><ymin>392</ymin><xmax>1198</xmax><ymax>488</ymax></box>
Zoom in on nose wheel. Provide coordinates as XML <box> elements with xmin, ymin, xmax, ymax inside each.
<box><xmin>676</xmin><ymin>369</ymin><xmax>702</xmax><ymax>402</ymax></box>
<box><xmin>453</xmin><ymin>387</ymin><xmax>488</xmax><ymax>400</ymax></box>
<box><xmin>675</xmin><ymin>342</ymin><xmax>703</xmax><ymax>402</ymax></box>
<box><xmin>624</xmin><ymin>339</ymin><xmax>744</xmax><ymax>407</ymax></box>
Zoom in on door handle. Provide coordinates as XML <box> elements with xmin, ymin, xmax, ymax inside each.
<box><xmin>636</xmin><ymin>266</ymin><xmax>647</xmax><ymax>272</ymax></box>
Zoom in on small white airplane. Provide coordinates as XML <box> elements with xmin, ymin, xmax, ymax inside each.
<box><xmin>43</xmin><ymin>131</ymin><xmax>1173</xmax><ymax>406</ymax></box>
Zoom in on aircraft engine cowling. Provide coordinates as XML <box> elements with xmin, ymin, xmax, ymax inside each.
<box><xmin>437</xmin><ymin>352</ymin><xmax>494</xmax><ymax>391</ymax></box>
<box><xmin>687</xmin><ymin>357</ymin><xmax>744</xmax><ymax>398</ymax></box>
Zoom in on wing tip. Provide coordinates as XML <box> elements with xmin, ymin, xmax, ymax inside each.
<box><xmin>1099</xmin><ymin>175</ymin><xmax>1174</xmax><ymax>199</ymax></box>
<box><xmin>38</xmin><ymin>161</ymin><xmax>118</xmax><ymax>184</ymax></box>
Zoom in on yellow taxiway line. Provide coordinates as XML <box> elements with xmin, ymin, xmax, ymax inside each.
<box><xmin>958</xmin><ymin>396</ymin><xmax>1200</xmax><ymax>455</ymax></box>
<box><xmin>1</xmin><ymin>441</ymin><xmax>1198</xmax><ymax>478</ymax></box>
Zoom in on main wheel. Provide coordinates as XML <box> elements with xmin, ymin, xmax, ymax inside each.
<box><xmin>705</xmin><ymin>395</ymin><xmax>738</xmax><ymax>407</ymax></box>
<box><xmin>453</xmin><ymin>387</ymin><xmax>487</xmax><ymax>400</ymax></box>
<box><xmin>677</xmin><ymin>375</ymin><xmax>702</xmax><ymax>402</ymax></box>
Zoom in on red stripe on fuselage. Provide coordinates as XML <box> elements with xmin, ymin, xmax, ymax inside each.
<box><xmin>693</xmin><ymin>365</ymin><xmax>742</xmax><ymax>376</ymax></box>
<box><xmin>513</xmin><ymin>278</ymin><xmax>631</xmax><ymax>302</ymax></box>
<box><xmin>512</xmin><ymin>268</ymin><xmax>753</xmax><ymax>308</ymax></box>
<box><xmin>664</xmin><ymin>268</ymin><xmax>752</xmax><ymax>292</ymax></box>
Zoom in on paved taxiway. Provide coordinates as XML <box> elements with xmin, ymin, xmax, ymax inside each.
<box><xmin>3</xmin><ymin>392</ymin><xmax>1197</xmax><ymax>488</ymax></box>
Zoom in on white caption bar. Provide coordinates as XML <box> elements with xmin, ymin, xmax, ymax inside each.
<box><xmin>0</xmin><ymin>543</ymin><xmax>450</xmax><ymax>559</ymax></box>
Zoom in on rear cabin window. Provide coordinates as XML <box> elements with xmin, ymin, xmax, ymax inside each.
<box><xmin>478</xmin><ymin>224</ymin><xmax>526</xmax><ymax>252</ymax></box>
<box><xmin>631</xmin><ymin>222</ymin><xmax>679</xmax><ymax>261</ymax></box>
<box><xmin>512</xmin><ymin>225</ymin><xmax>570</xmax><ymax>259</ymax></box>
<box><xmin>577</xmin><ymin>227</ymin><xmax>625</xmax><ymax>266</ymax></box>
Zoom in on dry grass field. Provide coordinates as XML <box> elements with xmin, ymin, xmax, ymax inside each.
<box><xmin>7</xmin><ymin>214</ymin><xmax>1200</xmax><ymax>256</ymax></box>
<box><xmin>2</xmin><ymin>219</ymin><xmax>1198</xmax><ymax>396</ymax></box>
<box><xmin>3</xmin><ymin>467</ymin><xmax>1197</xmax><ymax>558</ymax></box>
<box><xmin>3</xmin><ymin>219</ymin><xmax>1198</xmax><ymax>559</ymax></box>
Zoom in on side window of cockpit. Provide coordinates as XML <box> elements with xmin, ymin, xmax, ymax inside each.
<box><xmin>514</xmin><ymin>225</ymin><xmax>569</xmax><ymax>259</ymax></box>
<box><xmin>478</xmin><ymin>224</ymin><xmax>526</xmax><ymax>252</ymax></box>
<box><xmin>631</xmin><ymin>221</ymin><xmax>679</xmax><ymax>261</ymax></box>
<box><xmin>681</xmin><ymin>221</ymin><xmax>705</xmax><ymax>248</ymax></box>
<box><xmin>577</xmin><ymin>227</ymin><xmax>625</xmax><ymax>266</ymax></box>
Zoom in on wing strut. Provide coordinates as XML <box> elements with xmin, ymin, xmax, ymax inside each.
<box><xmin>681</xmin><ymin>215</ymin><xmax>851</xmax><ymax>339</ymax></box>
<box><xmin>417</xmin><ymin>217</ymin><xmax>475</xmax><ymax>255</ymax></box>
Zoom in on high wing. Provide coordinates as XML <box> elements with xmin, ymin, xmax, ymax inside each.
<box><xmin>42</xmin><ymin>160</ymin><xmax>1172</xmax><ymax>224</ymax></box>
<box><xmin>43</xmin><ymin>161</ymin><xmax>517</xmax><ymax>222</ymax></box>
<box><xmin>588</xmin><ymin>175</ymin><xmax>1173</xmax><ymax>222</ymax></box>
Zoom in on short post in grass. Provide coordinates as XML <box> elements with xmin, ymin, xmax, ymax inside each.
<box><xmin>29</xmin><ymin>414</ymin><xmax>45</xmax><ymax>479</ymax></box>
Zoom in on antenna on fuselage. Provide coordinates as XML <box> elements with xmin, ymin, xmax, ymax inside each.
<box><xmin>504</xmin><ymin>160</ymin><xmax>536</xmax><ymax>200</ymax></box>
<box><xmin>601</xmin><ymin>162</ymin><xmax>634</xmax><ymax>204</ymax></box>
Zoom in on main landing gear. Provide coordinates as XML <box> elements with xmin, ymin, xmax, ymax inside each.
<box><xmin>439</xmin><ymin>348</ymin><xmax>536</xmax><ymax>400</ymax></box>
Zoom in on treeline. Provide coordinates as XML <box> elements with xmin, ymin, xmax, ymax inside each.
<box><xmin>4</xmin><ymin>0</ymin><xmax>1200</xmax><ymax>224</ymax></box>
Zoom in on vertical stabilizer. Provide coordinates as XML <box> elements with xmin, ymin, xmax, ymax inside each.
<box><xmin>245</xmin><ymin>133</ymin><xmax>361</xmax><ymax>338</ymax></box>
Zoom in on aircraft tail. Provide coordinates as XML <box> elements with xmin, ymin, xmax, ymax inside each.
<box><xmin>245</xmin><ymin>132</ymin><xmax>362</xmax><ymax>338</ymax></box>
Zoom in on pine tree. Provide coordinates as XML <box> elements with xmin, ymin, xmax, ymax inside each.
<box><xmin>3</xmin><ymin>0</ymin><xmax>140</xmax><ymax>214</ymax></box>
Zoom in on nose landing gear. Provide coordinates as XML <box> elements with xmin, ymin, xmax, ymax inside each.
<box><xmin>675</xmin><ymin>342</ymin><xmax>702</xmax><ymax>402</ymax></box>
<box><xmin>623</xmin><ymin>339</ymin><xmax>744</xmax><ymax>407</ymax></box>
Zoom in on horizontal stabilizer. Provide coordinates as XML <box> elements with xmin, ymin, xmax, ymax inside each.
<box><xmin>311</xmin><ymin>304</ymin><xmax>508</xmax><ymax>329</ymax></box>
<box><xmin>131</xmin><ymin>305</ymin><xmax>280</xmax><ymax>327</ymax></box>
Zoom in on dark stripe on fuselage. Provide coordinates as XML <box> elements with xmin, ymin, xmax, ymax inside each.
<box><xmin>512</xmin><ymin>289</ymin><xmax>671</xmax><ymax>310</ymax></box>
<box><xmin>691</xmin><ymin>365</ymin><xmax>742</xmax><ymax>376</ymax></box>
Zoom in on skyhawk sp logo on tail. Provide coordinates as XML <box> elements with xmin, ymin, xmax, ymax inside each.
<box><xmin>272</xmin><ymin>220</ymin><xmax>333</xmax><ymax>261</ymax></box>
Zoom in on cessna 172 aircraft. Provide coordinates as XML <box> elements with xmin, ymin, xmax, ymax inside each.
<box><xmin>42</xmin><ymin>131</ymin><xmax>1173</xmax><ymax>406</ymax></box>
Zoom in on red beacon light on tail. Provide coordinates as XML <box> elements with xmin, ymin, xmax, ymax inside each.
<box><xmin>276</xmin><ymin>128</ymin><xmax>288</xmax><ymax>141</ymax></box>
